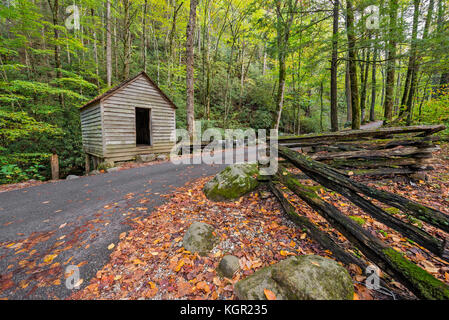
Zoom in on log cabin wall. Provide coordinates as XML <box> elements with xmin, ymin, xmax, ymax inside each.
<box><xmin>80</xmin><ymin>102</ymin><xmax>104</xmax><ymax>158</ymax></box>
<box><xmin>80</xmin><ymin>72</ymin><xmax>177</xmax><ymax>163</ymax></box>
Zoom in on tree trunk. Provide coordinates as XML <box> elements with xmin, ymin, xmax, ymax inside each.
<box><xmin>345</xmin><ymin>57</ymin><xmax>352</xmax><ymax>123</ymax></box>
<box><xmin>274</xmin><ymin>0</ymin><xmax>298</xmax><ymax>131</ymax></box>
<box><xmin>370</xmin><ymin>40</ymin><xmax>377</xmax><ymax>122</ymax></box>
<box><xmin>360</xmin><ymin>47</ymin><xmax>370</xmax><ymax>123</ymax></box>
<box><xmin>186</xmin><ymin>0</ymin><xmax>198</xmax><ymax>138</ymax></box>
<box><xmin>383</xmin><ymin>0</ymin><xmax>398</xmax><ymax>122</ymax></box>
<box><xmin>106</xmin><ymin>0</ymin><xmax>112</xmax><ymax>86</ymax></box>
<box><xmin>92</xmin><ymin>9</ymin><xmax>100</xmax><ymax>92</ymax></box>
<box><xmin>47</xmin><ymin>0</ymin><xmax>64</xmax><ymax>110</ymax></box>
<box><xmin>142</xmin><ymin>0</ymin><xmax>148</xmax><ymax>72</ymax></box>
<box><xmin>122</xmin><ymin>0</ymin><xmax>131</xmax><ymax>81</ymax></box>
<box><xmin>346</xmin><ymin>0</ymin><xmax>360</xmax><ymax>129</ymax></box>
<box><xmin>330</xmin><ymin>0</ymin><xmax>339</xmax><ymax>132</ymax></box>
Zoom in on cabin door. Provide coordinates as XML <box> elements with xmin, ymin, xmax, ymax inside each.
<box><xmin>135</xmin><ymin>107</ymin><xmax>152</xmax><ymax>145</ymax></box>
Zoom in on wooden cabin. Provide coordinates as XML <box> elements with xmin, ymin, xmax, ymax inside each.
<box><xmin>79</xmin><ymin>71</ymin><xmax>177</xmax><ymax>167</ymax></box>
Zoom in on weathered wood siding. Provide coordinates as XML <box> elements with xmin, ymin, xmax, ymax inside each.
<box><xmin>80</xmin><ymin>102</ymin><xmax>104</xmax><ymax>157</ymax></box>
<box><xmin>102</xmin><ymin>76</ymin><xmax>176</xmax><ymax>161</ymax></box>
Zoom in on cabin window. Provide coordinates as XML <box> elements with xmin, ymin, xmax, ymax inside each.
<box><xmin>135</xmin><ymin>108</ymin><xmax>152</xmax><ymax>145</ymax></box>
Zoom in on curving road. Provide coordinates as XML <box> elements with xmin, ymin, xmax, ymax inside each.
<box><xmin>0</xmin><ymin>160</ymin><xmax>226</xmax><ymax>299</ymax></box>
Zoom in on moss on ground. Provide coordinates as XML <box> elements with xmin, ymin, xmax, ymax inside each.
<box><xmin>349</xmin><ymin>216</ymin><xmax>366</xmax><ymax>226</ymax></box>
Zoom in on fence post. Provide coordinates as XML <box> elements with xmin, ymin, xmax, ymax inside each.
<box><xmin>85</xmin><ymin>153</ymin><xmax>90</xmax><ymax>175</ymax></box>
<box><xmin>50</xmin><ymin>152</ymin><xmax>59</xmax><ymax>180</ymax></box>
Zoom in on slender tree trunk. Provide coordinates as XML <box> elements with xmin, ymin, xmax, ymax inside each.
<box><xmin>186</xmin><ymin>0</ymin><xmax>198</xmax><ymax>138</ymax></box>
<box><xmin>320</xmin><ymin>81</ymin><xmax>324</xmax><ymax>132</ymax></box>
<box><xmin>142</xmin><ymin>0</ymin><xmax>148</xmax><ymax>72</ymax></box>
<box><xmin>274</xmin><ymin>0</ymin><xmax>298</xmax><ymax>131</ymax></box>
<box><xmin>370</xmin><ymin>41</ymin><xmax>377</xmax><ymax>122</ymax></box>
<box><xmin>92</xmin><ymin>9</ymin><xmax>100</xmax><ymax>92</ymax></box>
<box><xmin>383</xmin><ymin>0</ymin><xmax>398</xmax><ymax>122</ymax></box>
<box><xmin>106</xmin><ymin>0</ymin><xmax>112</xmax><ymax>86</ymax></box>
<box><xmin>263</xmin><ymin>43</ymin><xmax>267</xmax><ymax>76</ymax></box>
<box><xmin>346</xmin><ymin>0</ymin><xmax>360</xmax><ymax>129</ymax></box>
<box><xmin>345</xmin><ymin>56</ymin><xmax>352</xmax><ymax>123</ymax></box>
<box><xmin>122</xmin><ymin>0</ymin><xmax>131</xmax><ymax>80</ymax></box>
<box><xmin>330</xmin><ymin>0</ymin><xmax>339</xmax><ymax>132</ymax></box>
<box><xmin>47</xmin><ymin>0</ymin><xmax>64</xmax><ymax>110</ymax></box>
<box><xmin>360</xmin><ymin>46</ymin><xmax>370</xmax><ymax>123</ymax></box>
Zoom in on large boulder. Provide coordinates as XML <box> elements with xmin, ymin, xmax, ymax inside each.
<box><xmin>203</xmin><ymin>163</ymin><xmax>259</xmax><ymax>201</ymax></box>
<box><xmin>234</xmin><ymin>255</ymin><xmax>354</xmax><ymax>300</ymax></box>
<box><xmin>182</xmin><ymin>222</ymin><xmax>218</xmax><ymax>256</ymax></box>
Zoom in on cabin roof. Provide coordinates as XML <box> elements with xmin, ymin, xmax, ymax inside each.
<box><xmin>79</xmin><ymin>71</ymin><xmax>177</xmax><ymax>111</ymax></box>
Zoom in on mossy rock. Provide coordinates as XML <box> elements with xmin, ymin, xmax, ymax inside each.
<box><xmin>97</xmin><ymin>160</ymin><xmax>115</xmax><ymax>171</ymax></box>
<box><xmin>203</xmin><ymin>163</ymin><xmax>259</xmax><ymax>201</ymax></box>
<box><xmin>182</xmin><ymin>222</ymin><xmax>218</xmax><ymax>256</ymax></box>
<box><xmin>234</xmin><ymin>255</ymin><xmax>354</xmax><ymax>300</ymax></box>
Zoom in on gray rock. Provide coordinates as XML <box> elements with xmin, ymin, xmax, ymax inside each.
<box><xmin>156</xmin><ymin>154</ymin><xmax>168</xmax><ymax>161</ymax></box>
<box><xmin>182</xmin><ymin>222</ymin><xmax>217</xmax><ymax>256</ymax></box>
<box><xmin>234</xmin><ymin>255</ymin><xmax>354</xmax><ymax>300</ymax></box>
<box><xmin>203</xmin><ymin>163</ymin><xmax>259</xmax><ymax>201</ymax></box>
<box><xmin>89</xmin><ymin>170</ymin><xmax>100</xmax><ymax>175</ymax></box>
<box><xmin>136</xmin><ymin>154</ymin><xmax>157</xmax><ymax>163</ymax></box>
<box><xmin>217</xmin><ymin>255</ymin><xmax>240</xmax><ymax>278</ymax></box>
<box><xmin>66</xmin><ymin>175</ymin><xmax>80</xmax><ymax>180</ymax></box>
<box><xmin>107</xmin><ymin>167</ymin><xmax>119</xmax><ymax>173</ymax></box>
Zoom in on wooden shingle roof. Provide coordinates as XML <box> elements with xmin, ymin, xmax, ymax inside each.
<box><xmin>79</xmin><ymin>71</ymin><xmax>177</xmax><ymax>111</ymax></box>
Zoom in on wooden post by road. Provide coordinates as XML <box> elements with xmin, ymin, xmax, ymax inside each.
<box><xmin>85</xmin><ymin>154</ymin><xmax>90</xmax><ymax>175</ymax></box>
<box><xmin>50</xmin><ymin>153</ymin><xmax>59</xmax><ymax>180</ymax></box>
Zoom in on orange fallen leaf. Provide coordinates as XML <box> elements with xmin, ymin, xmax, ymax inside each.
<box><xmin>174</xmin><ymin>259</ymin><xmax>185</xmax><ymax>272</ymax></box>
<box><xmin>196</xmin><ymin>281</ymin><xmax>210</xmax><ymax>293</ymax></box>
<box><xmin>43</xmin><ymin>254</ymin><xmax>57</xmax><ymax>263</ymax></box>
<box><xmin>264</xmin><ymin>288</ymin><xmax>276</xmax><ymax>300</ymax></box>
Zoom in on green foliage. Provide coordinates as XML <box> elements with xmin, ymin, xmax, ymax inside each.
<box><xmin>0</xmin><ymin>110</ymin><xmax>61</xmax><ymax>144</ymax></box>
<box><xmin>0</xmin><ymin>153</ymin><xmax>50</xmax><ymax>184</ymax></box>
<box><xmin>0</xmin><ymin>0</ymin><xmax>448</xmax><ymax>186</ymax></box>
<box><xmin>300</xmin><ymin>115</ymin><xmax>322</xmax><ymax>134</ymax></box>
<box><xmin>418</xmin><ymin>89</ymin><xmax>449</xmax><ymax>138</ymax></box>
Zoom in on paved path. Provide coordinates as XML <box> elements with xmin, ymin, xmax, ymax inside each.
<box><xmin>360</xmin><ymin>120</ymin><xmax>383</xmax><ymax>130</ymax></box>
<box><xmin>0</xmin><ymin>161</ymin><xmax>226</xmax><ymax>299</ymax></box>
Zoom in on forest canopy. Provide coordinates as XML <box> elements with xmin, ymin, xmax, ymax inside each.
<box><xmin>0</xmin><ymin>0</ymin><xmax>448</xmax><ymax>182</ymax></box>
